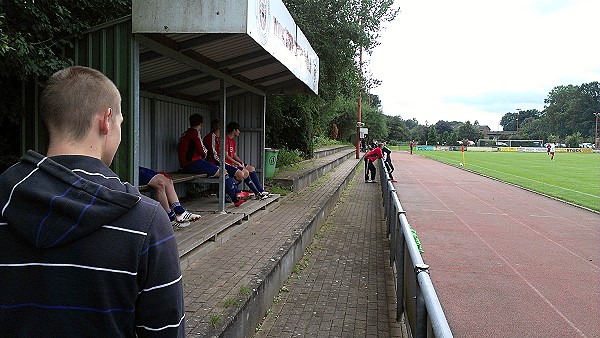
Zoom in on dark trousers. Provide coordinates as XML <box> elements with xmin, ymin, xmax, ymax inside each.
<box><xmin>364</xmin><ymin>158</ymin><xmax>376</xmax><ymax>181</ymax></box>
<box><xmin>384</xmin><ymin>160</ymin><xmax>394</xmax><ymax>180</ymax></box>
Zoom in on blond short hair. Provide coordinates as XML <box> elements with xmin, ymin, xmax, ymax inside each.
<box><xmin>41</xmin><ymin>66</ymin><xmax>120</xmax><ymax>141</ymax></box>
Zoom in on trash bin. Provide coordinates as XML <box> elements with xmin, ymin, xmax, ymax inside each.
<box><xmin>264</xmin><ymin>148</ymin><xmax>279</xmax><ymax>179</ymax></box>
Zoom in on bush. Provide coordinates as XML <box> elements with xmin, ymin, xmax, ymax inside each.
<box><xmin>313</xmin><ymin>135</ymin><xmax>345</xmax><ymax>149</ymax></box>
<box><xmin>276</xmin><ymin>148</ymin><xmax>304</xmax><ymax>168</ymax></box>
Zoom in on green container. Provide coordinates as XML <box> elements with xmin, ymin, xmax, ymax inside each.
<box><xmin>264</xmin><ymin>148</ymin><xmax>279</xmax><ymax>179</ymax></box>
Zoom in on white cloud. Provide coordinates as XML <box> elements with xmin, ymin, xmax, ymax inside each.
<box><xmin>369</xmin><ymin>0</ymin><xmax>600</xmax><ymax>130</ymax></box>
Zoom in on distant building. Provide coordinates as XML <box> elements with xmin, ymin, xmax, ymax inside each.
<box><xmin>478</xmin><ymin>125</ymin><xmax>491</xmax><ymax>138</ymax></box>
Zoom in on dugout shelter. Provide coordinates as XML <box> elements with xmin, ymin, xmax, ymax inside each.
<box><xmin>21</xmin><ymin>0</ymin><xmax>319</xmax><ymax>211</ymax></box>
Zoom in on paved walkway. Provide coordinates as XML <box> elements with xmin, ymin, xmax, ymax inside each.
<box><xmin>256</xmin><ymin>170</ymin><xmax>404</xmax><ymax>337</ymax></box>
<box><xmin>182</xmin><ymin>156</ymin><xmax>407</xmax><ymax>336</ymax></box>
<box><xmin>392</xmin><ymin>150</ymin><xmax>600</xmax><ymax>337</ymax></box>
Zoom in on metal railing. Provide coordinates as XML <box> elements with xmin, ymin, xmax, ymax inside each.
<box><xmin>378</xmin><ymin>161</ymin><xmax>453</xmax><ymax>338</ymax></box>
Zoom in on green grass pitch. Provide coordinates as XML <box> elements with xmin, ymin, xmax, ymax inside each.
<box><xmin>394</xmin><ymin>147</ymin><xmax>600</xmax><ymax>212</ymax></box>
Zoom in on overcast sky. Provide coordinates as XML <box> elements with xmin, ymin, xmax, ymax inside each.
<box><xmin>369</xmin><ymin>0</ymin><xmax>600</xmax><ymax>131</ymax></box>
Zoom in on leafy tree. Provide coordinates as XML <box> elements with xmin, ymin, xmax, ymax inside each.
<box><xmin>386</xmin><ymin>115</ymin><xmax>408</xmax><ymax>142</ymax></box>
<box><xmin>404</xmin><ymin>118</ymin><xmax>419</xmax><ymax>130</ymax></box>
<box><xmin>410</xmin><ymin>125</ymin><xmax>429</xmax><ymax>144</ymax></box>
<box><xmin>500</xmin><ymin>112</ymin><xmax>518</xmax><ymax>131</ymax></box>
<box><xmin>564</xmin><ymin>132</ymin><xmax>583</xmax><ymax>148</ymax></box>
<box><xmin>518</xmin><ymin>117</ymin><xmax>546</xmax><ymax>140</ymax></box>
<box><xmin>0</xmin><ymin>1</ymin><xmax>131</xmax><ymax>171</ymax></box>
<box><xmin>268</xmin><ymin>0</ymin><xmax>398</xmax><ymax>153</ymax></box>
<box><xmin>427</xmin><ymin>125</ymin><xmax>437</xmax><ymax>145</ymax></box>
<box><xmin>543</xmin><ymin>82</ymin><xmax>600</xmax><ymax>138</ymax></box>
<box><xmin>283</xmin><ymin>0</ymin><xmax>399</xmax><ymax>100</ymax></box>
<box><xmin>1</xmin><ymin>1</ymin><xmax>131</xmax><ymax>78</ymax></box>
<box><xmin>266</xmin><ymin>95</ymin><xmax>315</xmax><ymax>156</ymax></box>
<box><xmin>456</xmin><ymin>121</ymin><xmax>483</xmax><ymax>142</ymax></box>
<box><xmin>440</xmin><ymin>130</ymin><xmax>449</xmax><ymax>145</ymax></box>
<box><xmin>434</xmin><ymin>120</ymin><xmax>453</xmax><ymax>135</ymax></box>
<box><xmin>362</xmin><ymin>106</ymin><xmax>388</xmax><ymax>141</ymax></box>
<box><xmin>448</xmin><ymin>131</ymin><xmax>458</xmax><ymax>146</ymax></box>
<box><xmin>547</xmin><ymin>134</ymin><xmax>559</xmax><ymax>143</ymax></box>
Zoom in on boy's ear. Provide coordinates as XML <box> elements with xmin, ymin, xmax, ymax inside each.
<box><xmin>99</xmin><ymin>108</ymin><xmax>113</xmax><ymax>135</ymax></box>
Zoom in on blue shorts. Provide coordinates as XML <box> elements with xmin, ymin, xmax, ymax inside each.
<box><xmin>224</xmin><ymin>163</ymin><xmax>244</xmax><ymax>178</ymax></box>
<box><xmin>182</xmin><ymin>159</ymin><xmax>219</xmax><ymax>177</ymax></box>
<box><xmin>139</xmin><ymin>167</ymin><xmax>158</xmax><ymax>185</ymax></box>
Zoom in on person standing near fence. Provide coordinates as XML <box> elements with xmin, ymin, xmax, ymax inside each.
<box><xmin>0</xmin><ymin>66</ymin><xmax>185</xmax><ymax>336</ymax></box>
<box><xmin>364</xmin><ymin>142</ymin><xmax>384</xmax><ymax>183</ymax></box>
<box><xmin>382</xmin><ymin>141</ymin><xmax>397</xmax><ymax>183</ymax></box>
<box><xmin>410</xmin><ymin>140</ymin><xmax>415</xmax><ymax>155</ymax></box>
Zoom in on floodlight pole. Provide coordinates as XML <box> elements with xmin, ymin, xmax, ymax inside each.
<box><xmin>594</xmin><ymin>112</ymin><xmax>599</xmax><ymax>149</ymax></box>
<box><xmin>356</xmin><ymin>46</ymin><xmax>363</xmax><ymax>159</ymax></box>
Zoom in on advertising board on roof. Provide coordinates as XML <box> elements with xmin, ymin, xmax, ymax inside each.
<box><xmin>246</xmin><ymin>0</ymin><xmax>319</xmax><ymax>94</ymax></box>
<box><xmin>132</xmin><ymin>0</ymin><xmax>319</xmax><ymax>94</ymax></box>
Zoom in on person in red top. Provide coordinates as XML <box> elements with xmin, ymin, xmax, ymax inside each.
<box><xmin>203</xmin><ymin>119</ymin><xmax>246</xmax><ymax>182</ymax></box>
<box><xmin>178</xmin><ymin>114</ymin><xmax>247</xmax><ymax>206</ymax></box>
<box><xmin>225</xmin><ymin>122</ymin><xmax>270</xmax><ymax>199</ymax></box>
<box><xmin>203</xmin><ymin>118</ymin><xmax>221</xmax><ymax>165</ymax></box>
<box><xmin>364</xmin><ymin>142</ymin><xmax>384</xmax><ymax>183</ymax></box>
<box><xmin>410</xmin><ymin>140</ymin><xmax>415</xmax><ymax>155</ymax></box>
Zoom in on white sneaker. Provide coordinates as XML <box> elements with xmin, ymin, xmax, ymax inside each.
<box><xmin>171</xmin><ymin>220</ymin><xmax>190</xmax><ymax>229</ymax></box>
<box><xmin>176</xmin><ymin>210</ymin><xmax>201</xmax><ymax>223</ymax></box>
<box><xmin>258</xmin><ymin>191</ymin><xmax>270</xmax><ymax>200</ymax></box>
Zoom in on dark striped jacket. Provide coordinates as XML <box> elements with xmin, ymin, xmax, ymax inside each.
<box><xmin>0</xmin><ymin>151</ymin><xmax>185</xmax><ymax>337</ymax></box>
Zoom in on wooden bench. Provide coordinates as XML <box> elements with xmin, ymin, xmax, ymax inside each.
<box><xmin>138</xmin><ymin>172</ymin><xmax>218</xmax><ymax>191</ymax></box>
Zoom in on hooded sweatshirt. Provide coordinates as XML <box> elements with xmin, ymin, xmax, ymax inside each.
<box><xmin>0</xmin><ymin>151</ymin><xmax>185</xmax><ymax>337</ymax></box>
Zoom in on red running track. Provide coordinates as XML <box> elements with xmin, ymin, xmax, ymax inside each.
<box><xmin>390</xmin><ymin>150</ymin><xmax>600</xmax><ymax>338</ymax></box>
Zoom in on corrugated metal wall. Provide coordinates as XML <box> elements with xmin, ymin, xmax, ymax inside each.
<box><xmin>71</xmin><ymin>19</ymin><xmax>136</xmax><ymax>181</ymax></box>
<box><xmin>139</xmin><ymin>94</ymin><xmax>213</xmax><ymax>173</ymax></box>
<box><xmin>22</xmin><ymin>18</ymin><xmax>136</xmax><ymax>182</ymax></box>
<box><xmin>227</xmin><ymin>93</ymin><xmax>265</xmax><ymax>178</ymax></box>
<box><xmin>139</xmin><ymin>92</ymin><xmax>265</xmax><ymax>196</ymax></box>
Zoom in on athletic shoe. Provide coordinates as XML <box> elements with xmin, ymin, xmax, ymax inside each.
<box><xmin>234</xmin><ymin>199</ymin><xmax>247</xmax><ymax>207</ymax></box>
<box><xmin>258</xmin><ymin>191</ymin><xmax>270</xmax><ymax>200</ymax></box>
<box><xmin>171</xmin><ymin>220</ymin><xmax>190</xmax><ymax>229</ymax></box>
<box><xmin>391</xmin><ymin>179</ymin><xmax>398</xmax><ymax>183</ymax></box>
<box><xmin>176</xmin><ymin>210</ymin><xmax>201</xmax><ymax>223</ymax></box>
<box><xmin>365</xmin><ymin>180</ymin><xmax>371</xmax><ymax>183</ymax></box>
<box><xmin>236</xmin><ymin>191</ymin><xmax>252</xmax><ymax>200</ymax></box>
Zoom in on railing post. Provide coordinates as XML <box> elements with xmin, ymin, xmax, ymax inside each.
<box><xmin>396</xmin><ymin>210</ymin><xmax>406</xmax><ymax>321</ymax></box>
<box><xmin>415</xmin><ymin>263</ymin><xmax>430</xmax><ymax>338</ymax></box>
<box><xmin>386</xmin><ymin>187</ymin><xmax>395</xmax><ymax>236</ymax></box>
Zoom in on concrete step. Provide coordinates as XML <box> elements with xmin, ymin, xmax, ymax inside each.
<box><xmin>270</xmin><ymin>147</ymin><xmax>355</xmax><ymax>192</ymax></box>
<box><xmin>312</xmin><ymin>145</ymin><xmax>353</xmax><ymax>159</ymax></box>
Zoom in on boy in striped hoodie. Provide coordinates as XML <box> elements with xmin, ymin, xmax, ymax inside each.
<box><xmin>0</xmin><ymin>66</ymin><xmax>185</xmax><ymax>337</ymax></box>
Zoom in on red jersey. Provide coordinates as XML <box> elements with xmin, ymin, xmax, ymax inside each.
<box><xmin>365</xmin><ymin>147</ymin><xmax>383</xmax><ymax>162</ymax></box>
<box><xmin>225</xmin><ymin>135</ymin><xmax>237</xmax><ymax>166</ymax></box>
<box><xmin>178</xmin><ymin>128</ymin><xmax>208</xmax><ymax>168</ymax></box>
<box><xmin>203</xmin><ymin>131</ymin><xmax>220</xmax><ymax>164</ymax></box>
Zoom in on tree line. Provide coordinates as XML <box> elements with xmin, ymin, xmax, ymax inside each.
<box><xmin>499</xmin><ymin>82</ymin><xmax>599</xmax><ymax>147</ymax></box>
<box><xmin>383</xmin><ymin>81</ymin><xmax>599</xmax><ymax>147</ymax></box>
